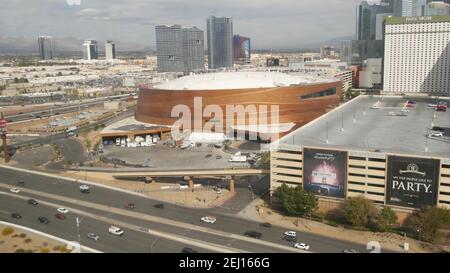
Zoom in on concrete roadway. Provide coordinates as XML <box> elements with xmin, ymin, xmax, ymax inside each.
<box><xmin>0</xmin><ymin>193</ymin><xmax>211</xmax><ymax>253</ymax></box>
<box><xmin>0</xmin><ymin>166</ymin><xmax>373</xmax><ymax>253</ymax></box>
<box><xmin>1</xmin><ymin>108</ymin><xmax>135</xmax><ymax>153</ymax></box>
<box><xmin>4</xmin><ymin>95</ymin><xmax>131</xmax><ymax>123</ymax></box>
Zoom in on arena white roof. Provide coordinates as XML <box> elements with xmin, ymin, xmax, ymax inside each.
<box><xmin>154</xmin><ymin>71</ymin><xmax>334</xmax><ymax>91</ymax></box>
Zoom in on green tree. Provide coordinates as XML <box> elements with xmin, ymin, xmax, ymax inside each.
<box><xmin>343</xmin><ymin>196</ymin><xmax>376</xmax><ymax>227</ymax></box>
<box><xmin>407</xmin><ymin>206</ymin><xmax>450</xmax><ymax>242</ymax></box>
<box><xmin>274</xmin><ymin>184</ymin><xmax>318</xmax><ymax>217</ymax></box>
<box><xmin>377</xmin><ymin>206</ymin><xmax>398</xmax><ymax>231</ymax></box>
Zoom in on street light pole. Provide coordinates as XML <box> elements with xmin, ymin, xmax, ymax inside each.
<box><xmin>76</xmin><ymin>217</ymin><xmax>82</xmax><ymax>253</ymax></box>
<box><xmin>248</xmin><ymin>181</ymin><xmax>255</xmax><ymax>201</ymax></box>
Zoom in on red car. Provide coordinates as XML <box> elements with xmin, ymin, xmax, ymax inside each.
<box><xmin>124</xmin><ymin>203</ymin><xmax>136</xmax><ymax>209</ymax></box>
<box><xmin>55</xmin><ymin>213</ymin><xmax>66</xmax><ymax>220</ymax></box>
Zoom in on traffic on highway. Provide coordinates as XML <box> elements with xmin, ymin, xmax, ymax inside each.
<box><xmin>0</xmin><ymin>165</ymin><xmax>369</xmax><ymax>253</ymax></box>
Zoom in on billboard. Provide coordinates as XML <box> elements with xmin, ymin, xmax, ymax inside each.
<box><xmin>303</xmin><ymin>148</ymin><xmax>347</xmax><ymax>198</ymax></box>
<box><xmin>233</xmin><ymin>35</ymin><xmax>250</xmax><ymax>63</ymax></box>
<box><xmin>242</xmin><ymin>39</ymin><xmax>250</xmax><ymax>61</ymax></box>
<box><xmin>386</xmin><ymin>156</ymin><xmax>440</xmax><ymax>208</ymax></box>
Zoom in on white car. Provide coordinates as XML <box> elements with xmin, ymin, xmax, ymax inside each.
<box><xmin>10</xmin><ymin>188</ymin><xmax>20</xmax><ymax>193</ymax></box>
<box><xmin>429</xmin><ymin>132</ymin><xmax>443</xmax><ymax>138</ymax></box>
<box><xmin>201</xmin><ymin>216</ymin><xmax>217</xmax><ymax>224</ymax></box>
<box><xmin>294</xmin><ymin>243</ymin><xmax>310</xmax><ymax>250</ymax></box>
<box><xmin>284</xmin><ymin>231</ymin><xmax>297</xmax><ymax>237</ymax></box>
<box><xmin>79</xmin><ymin>185</ymin><xmax>90</xmax><ymax>193</ymax></box>
<box><xmin>108</xmin><ymin>226</ymin><xmax>124</xmax><ymax>236</ymax></box>
<box><xmin>57</xmin><ymin>208</ymin><xmax>69</xmax><ymax>214</ymax></box>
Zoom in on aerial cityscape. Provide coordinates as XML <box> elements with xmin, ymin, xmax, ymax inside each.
<box><xmin>0</xmin><ymin>0</ymin><xmax>449</xmax><ymax>261</ymax></box>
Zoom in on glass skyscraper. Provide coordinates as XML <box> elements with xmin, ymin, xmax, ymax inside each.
<box><xmin>38</xmin><ymin>36</ymin><xmax>53</xmax><ymax>60</ymax></box>
<box><xmin>156</xmin><ymin>25</ymin><xmax>204</xmax><ymax>73</ymax></box>
<box><xmin>206</xmin><ymin>16</ymin><xmax>233</xmax><ymax>69</ymax></box>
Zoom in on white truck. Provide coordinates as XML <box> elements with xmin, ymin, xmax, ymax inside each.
<box><xmin>108</xmin><ymin>226</ymin><xmax>124</xmax><ymax>236</ymax></box>
<box><xmin>66</xmin><ymin>126</ymin><xmax>77</xmax><ymax>136</ymax></box>
<box><xmin>229</xmin><ymin>155</ymin><xmax>248</xmax><ymax>163</ymax></box>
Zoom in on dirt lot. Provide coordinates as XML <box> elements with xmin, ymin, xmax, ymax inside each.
<box><xmin>62</xmin><ymin>171</ymin><xmax>235</xmax><ymax>209</ymax></box>
<box><xmin>239</xmin><ymin>199</ymin><xmax>442</xmax><ymax>253</ymax></box>
<box><xmin>0</xmin><ymin>224</ymin><xmax>72</xmax><ymax>253</ymax></box>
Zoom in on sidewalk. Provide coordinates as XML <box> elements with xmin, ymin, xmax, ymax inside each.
<box><xmin>237</xmin><ymin>198</ymin><xmax>441</xmax><ymax>253</ymax></box>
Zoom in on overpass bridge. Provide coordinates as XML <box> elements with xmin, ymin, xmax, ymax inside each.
<box><xmin>108</xmin><ymin>168</ymin><xmax>269</xmax><ymax>193</ymax></box>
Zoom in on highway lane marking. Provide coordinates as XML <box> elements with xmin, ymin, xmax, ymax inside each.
<box><xmin>0</xmin><ymin>184</ymin><xmax>308</xmax><ymax>253</ymax></box>
<box><xmin>0</xmin><ymin>190</ymin><xmax>244</xmax><ymax>253</ymax></box>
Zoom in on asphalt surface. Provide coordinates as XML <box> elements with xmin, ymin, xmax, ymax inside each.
<box><xmin>46</xmin><ymin>138</ymin><xmax>86</xmax><ymax>169</ymax></box>
<box><xmin>0</xmin><ymin>165</ymin><xmax>376</xmax><ymax>253</ymax></box>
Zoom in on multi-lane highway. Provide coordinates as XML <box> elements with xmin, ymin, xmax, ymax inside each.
<box><xmin>0</xmin><ymin>165</ymin><xmax>372</xmax><ymax>253</ymax></box>
<box><xmin>4</xmin><ymin>95</ymin><xmax>132</xmax><ymax>123</ymax></box>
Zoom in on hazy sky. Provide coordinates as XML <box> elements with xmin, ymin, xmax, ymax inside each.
<box><xmin>0</xmin><ymin>0</ymin><xmax>362</xmax><ymax>49</ymax></box>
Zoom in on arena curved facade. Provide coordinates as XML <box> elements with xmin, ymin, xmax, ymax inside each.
<box><xmin>135</xmin><ymin>72</ymin><xmax>342</xmax><ymax>137</ymax></box>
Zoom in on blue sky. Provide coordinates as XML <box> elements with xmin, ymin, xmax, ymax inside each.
<box><xmin>0</xmin><ymin>0</ymin><xmax>361</xmax><ymax>49</ymax></box>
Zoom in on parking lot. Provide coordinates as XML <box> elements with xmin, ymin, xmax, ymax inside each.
<box><xmin>102</xmin><ymin>143</ymin><xmax>251</xmax><ymax>170</ymax></box>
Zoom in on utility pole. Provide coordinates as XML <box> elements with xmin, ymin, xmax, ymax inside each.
<box><xmin>0</xmin><ymin>112</ymin><xmax>9</xmax><ymax>163</ymax></box>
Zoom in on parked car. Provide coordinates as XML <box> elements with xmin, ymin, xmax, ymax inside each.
<box><xmin>260</xmin><ymin>222</ymin><xmax>272</xmax><ymax>228</ymax></box>
<box><xmin>11</xmin><ymin>213</ymin><xmax>22</xmax><ymax>219</ymax></box>
<box><xmin>27</xmin><ymin>199</ymin><xmax>38</xmax><ymax>205</ymax></box>
<box><xmin>154</xmin><ymin>203</ymin><xmax>165</xmax><ymax>209</ymax></box>
<box><xmin>244</xmin><ymin>231</ymin><xmax>262</xmax><ymax>239</ymax></box>
<box><xmin>38</xmin><ymin>217</ymin><xmax>49</xmax><ymax>224</ymax></box>
<box><xmin>294</xmin><ymin>243</ymin><xmax>310</xmax><ymax>250</ymax></box>
<box><xmin>216</xmin><ymin>155</ymin><xmax>222</xmax><ymax>159</ymax></box>
<box><xmin>429</xmin><ymin>132</ymin><xmax>443</xmax><ymax>138</ymax></box>
<box><xmin>87</xmin><ymin>233</ymin><xmax>100</xmax><ymax>241</ymax></box>
<box><xmin>205</xmin><ymin>154</ymin><xmax>212</xmax><ymax>158</ymax></box>
<box><xmin>432</xmin><ymin>126</ymin><xmax>445</xmax><ymax>132</ymax></box>
<box><xmin>201</xmin><ymin>216</ymin><xmax>216</xmax><ymax>224</ymax></box>
<box><xmin>182</xmin><ymin>247</ymin><xmax>198</xmax><ymax>253</ymax></box>
<box><xmin>10</xmin><ymin>188</ymin><xmax>20</xmax><ymax>193</ymax></box>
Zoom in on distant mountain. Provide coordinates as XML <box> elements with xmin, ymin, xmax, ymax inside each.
<box><xmin>300</xmin><ymin>35</ymin><xmax>354</xmax><ymax>50</ymax></box>
<box><xmin>254</xmin><ymin>35</ymin><xmax>355</xmax><ymax>52</ymax></box>
<box><xmin>0</xmin><ymin>36</ymin><xmax>153</xmax><ymax>54</ymax></box>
